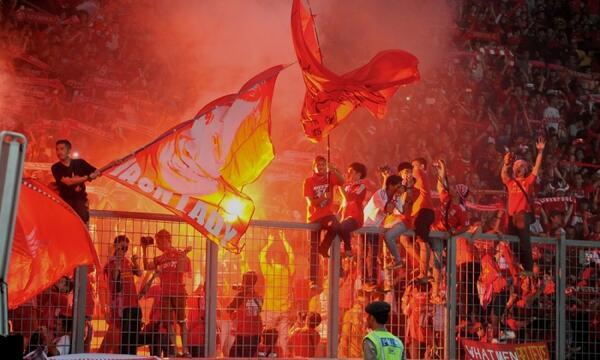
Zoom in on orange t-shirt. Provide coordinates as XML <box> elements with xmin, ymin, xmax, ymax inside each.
<box><xmin>504</xmin><ymin>174</ymin><xmax>536</xmax><ymax>216</ymax></box>
<box><xmin>411</xmin><ymin>167</ymin><xmax>433</xmax><ymax>216</ymax></box>
<box><xmin>303</xmin><ymin>173</ymin><xmax>343</xmax><ymax>222</ymax></box>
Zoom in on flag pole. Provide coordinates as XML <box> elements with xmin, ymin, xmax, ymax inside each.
<box><xmin>96</xmin><ymin>63</ymin><xmax>295</xmax><ymax>174</ymax></box>
<box><xmin>305</xmin><ymin>0</ymin><xmax>330</xmax><ymax>187</ymax></box>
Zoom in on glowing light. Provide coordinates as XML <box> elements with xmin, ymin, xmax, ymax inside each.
<box><xmin>405</xmin><ymin>96</ymin><xmax>411</xmax><ymax>101</ymax></box>
<box><xmin>72</xmin><ymin>151</ymin><xmax>80</xmax><ymax>158</ymax></box>
<box><xmin>223</xmin><ymin>197</ymin><xmax>247</xmax><ymax>222</ymax></box>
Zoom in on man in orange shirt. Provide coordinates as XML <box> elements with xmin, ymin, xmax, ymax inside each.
<box><xmin>303</xmin><ymin>156</ymin><xmax>344</xmax><ymax>291</ymax></box>
<box><xmin>500</xmin><ymin>138</ymin><xmax>545</xmax><ymax>273</ymax></box>
<box><xmin>410</xmin><ymin>158</ymin><xmax>437</xmax><ymax>293</ymax></box>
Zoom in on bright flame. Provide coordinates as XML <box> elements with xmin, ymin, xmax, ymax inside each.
<box><xmin>223</xmin><ymin>197</ymin><xmax>247</xmax><ymax>222</ymax></box>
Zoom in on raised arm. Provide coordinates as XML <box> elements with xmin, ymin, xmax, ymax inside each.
<box><xmin>280</xmin><ymin>230</ymin><xmax>295</xmax><ymax>276</ymax></box>
<box><xmin>141</xmin><ymin>243</ymin><xmax>156</xmax><ymax>271</ymax></box>
<box><xmin>531</xmin><ymin>137</ymin><xmax>545</xmax><ymax>177</ymax></box>
<box><xmin>259</xmin><ymin>234</ymin><xmax>274</xmax><ymax>274</ymax></box>
<box><xmin>501</xmin><ymin>152</ymin><xmax>513</xmax><ymax>185</ymax></box>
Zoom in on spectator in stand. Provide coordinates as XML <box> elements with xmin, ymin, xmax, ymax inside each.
<box><xmin>320</xmin><ymin>162</ymin><xmax>368</xmax><ymax>258</ymax></box>
<box><xmin>187</xmin><ymin>283</ymin><xmax>206</xmax><ymax>358</ymax></box>
<box><xmin>104</xmin><ymin>235</ymin><xmax>142</xmax><ymax>355</ymax></box>
<box><xmin>303</xmin><ymin>155</ymin><xmax>344</xmax><ymax>291</ymax></box>
<box><xmin>363</xmin><ymin>175</ymin><xmax>408</xmax><ymax>290</ymax></box>
<box><xmin>257</xmin><ymin>328</ymin><xmax>284</xmax><ymax>358</ymax></box>
<box><xmin>501</xmin><ymin>138</ymin><xmax>546</xmax><ymax>274</ymax></box>
<box><xmin>142</xmin><ymin>230</ymin><xmax>192</xmax><ymax>357</ymax></box>
<box><xmin>339</xmin><ymin>290</ymin><xmax>367</xmax><ymax>358</ymax></box>
<box><xmin>36</xmin><ymin>276</ymin><xmax>72</xmax><ymax>337</ymax></box>
<box><xmin>288</xmin><ymin>311</ymin><xmax>322</xmax><ymax>358</ymax></box>
<box><xmin>401</xmin><ymin>278</ymin><xmax>431</xmax><ymax>359</ymax></box>
<box><xmin>50</xmin><ymin>139</ymin><xmax>100</xmax><ymax>224</ymax></box>
<box><xmin>227</xmin><ymin>271</ymin><xmax>263</xmax><ymax>358</ymax></box>
<box><xmin>410</xmin><ymin>158</ymin><xmax>437</xmax><ymax>288</ymax></box>
<box><xmin>260</xmin><ymin>230</ymin><xmax>295</xmax><ymax>355</ymax></box>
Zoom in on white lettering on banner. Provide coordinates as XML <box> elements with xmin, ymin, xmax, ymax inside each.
<box><xmin>116</xmin><ymin>162</ymin><xmax>142</xmax><ymax>185</ymax></box>
<box><xmin>175</xmin><ymin>195</ymin><xmax>190</xmax><ymax>211</ymax></box>
<box><xmin>109</xmin><ymin>158</ymin><xmax>136</xmax><ymax>177</ymax></box>
<box><xmin>137</xmin><ymin>177</ymin><xmax>154</xmax><ymax>193</ymax></box>
<box><xmin>205</xmin><ymin>211</ymin><xmax>224</xmax><ymax>237</ymax></box>
<box><xmin>152</xmin><ymin>187</ymin><xmax>173</xmax><ymax>205</ymax></box>
<box><xmin>188</xmin><ymin>201</ymin><xmax>208</xmax><ymax>224</ymax></box>
<box><xmin>110</xmin><ymin>159</ymin><xmax>240</xmax><ymax>242</ymax></box>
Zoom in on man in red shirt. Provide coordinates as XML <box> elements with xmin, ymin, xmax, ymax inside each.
<box><xmin>303</xmin><ymin>155</ymin><xmax>344</xmax><ymax>290</ymax></box>
<box><xmin>142</xmin><ymin>229</ymin><xmax>192</xmax><ymax>357</ymax></box>
<box><xmin>228</xmin><ymin>271</ymin><xmax>263</xmax><ymax>357</ymax></box>
<box><xmin>104</xmin><ymin>235</ymin><xmax>143</xmax><ymax>355</ymax></box>
<box><xmin>320</xmin><ymin>162</ymin><xmax>368</xmax><ymax>258</ymax></box>
<box><xmin>501</xmin><ymin>138</ymin><xmax>545</xmax><ymax>273</ymax></box>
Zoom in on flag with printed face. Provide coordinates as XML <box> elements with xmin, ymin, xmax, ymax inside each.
<box><xmin>9</xmin><ymin>178</ymin><xmax>98</xmax><ymax>308</ymax></box>
<box><xmin>291</xmin><ymin>0</ymin><xmax>420</xmax><ymax>142</ymax></box>
<box><xmin>103</xmin><ymin>65</ymin><xmax>284</xmax><ymax>252</ymax></box>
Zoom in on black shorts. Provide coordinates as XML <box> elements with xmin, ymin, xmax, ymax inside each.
<box><xmin>414</xmin><ymin>208</ymin><xmax>435</xmax><ymax>242</ymax></box>
<box><xmin>67</xmin><ymin>198</ymin><xmax>90</xmax><ymax>224</ymax></box>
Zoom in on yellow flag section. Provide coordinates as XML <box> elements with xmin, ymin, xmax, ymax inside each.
<box><xmin>104</xmin><ymin>65</ymin><xmax>285</xmax><ymax>252</ymax></box>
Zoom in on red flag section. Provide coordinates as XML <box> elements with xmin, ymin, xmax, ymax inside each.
<box><xmin>462</xmin><ymin>339</ymin><xmax>550</xmax><ymax>360</ymax></box>
<box><xmin>103</xmin><ymin>65</ymin><xmax>284</xmax><ymax>252</ymax></box>
<box><xmin>8</xmin><ymin>179</ymin><xmax>98</xmax><ymax>308</ymax></box>
<box><xmin>291</xmin><ymin>0</ymin><xmax>420</xmax><ymax>142</ymax></box>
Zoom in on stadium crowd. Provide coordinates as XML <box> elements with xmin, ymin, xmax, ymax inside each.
<box><xmin>1</xmin><ymin>0</ymin><xmax>600</xmax><ymax>359</ymax></box>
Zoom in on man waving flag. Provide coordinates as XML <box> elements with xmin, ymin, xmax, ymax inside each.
<box><xmin>103</xmin><ymin>65</ymin><xmax>285</xmax><ymax>252</ymax></box>
<box><xmin>291</xmin><ymin>0</ymin><xmax>420</xmax><ymax>142</ymax></box>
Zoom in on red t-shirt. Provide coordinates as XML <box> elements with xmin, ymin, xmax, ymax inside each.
<box><xmin>37</xmin><ymin>290</ymin><xmax>70</xmax><ymax>330</ymax></box>
<box><xmin>433</xmin><ymin>189</ymin><xmax>469</xmax><ymax>232</ymax></box>
<box><xmin>341</xmin><ymin>180</ymin><xmax>367</xmax><ymax>227</ymax></box>
<box><xmin>104</xmin><ymin>257</ymin><xmax>139</xmax><ymax>308</ymax></box>
<box><xmin>411</xmin><ymin>167</ymin><xmax>434</xmax><ymax>216</ymax></box>
<box><xmin>155</xmin><ymin>249</ymin><xmax>191</xmax><ymax>296</ymax></box>
<box><xmin>504</xmin><ymin>174</ymin><xmax>537</xmax><ymax>216</ymax></box>
<box><xmin>303</xmin><ymin>173</ymin><xmax>343</xmax><ymax>222</ymax></box>
<box><xmin>289</xmin><ymin>328</ymin><xmax>321</xmax><ymax>357</ymax></box>
<box><xmin>230</xmin><ymin>290</ymin><xmax>262</xmax><ymax>336</ymax></box>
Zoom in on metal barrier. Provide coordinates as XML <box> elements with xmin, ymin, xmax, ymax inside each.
<box><xmin>6</xmin><ymin>209</ymin><xmax>600</xmax><ymax>359</ymax></box>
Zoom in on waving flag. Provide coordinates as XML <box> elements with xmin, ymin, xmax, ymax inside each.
<box><xmin>9</xmin><ymin>179</ymin><xmax>98</xmax><ymax>308</ymax></box>
<box><xmin>103</xmin><ymin>65</ymin><xmax>284</xmax><ymax>252</ymax></box>
<box><xmin>291</xmin><ymin>0</ymin><xmax>420</xmax><ymax>142</ymax></box>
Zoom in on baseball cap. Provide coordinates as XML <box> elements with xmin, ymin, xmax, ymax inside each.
<box><xmin>365</xmin><ymin>301</ymin><xmax>391</xmax><ymax>316</ymax></box>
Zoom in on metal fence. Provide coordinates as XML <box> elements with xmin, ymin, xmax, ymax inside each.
<box><xmin>7</xmin><ymin>209</ymin><xmax>600</xmax><ymax>359</ymax></box>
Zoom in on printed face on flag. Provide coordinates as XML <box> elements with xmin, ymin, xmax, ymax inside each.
<box><xmin>105</xmin><ymin>65</ymin><xmax>284</xmax><ymax>251</ymax></box>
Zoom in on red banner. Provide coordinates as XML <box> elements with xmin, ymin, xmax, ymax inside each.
<box><xmin>9</xmin><ymin>179</ymin><xmax>99</xmax><ymax>308</ymax></box>
<box><xmin>103</xmin><ymin>65</ymin><xmax>284</xmax><ymax>252</ymax></box>
<box><xmin>462</xmin><ymin>339</ymin><xmax>550</xmax><ymax>360</ymax></box>
<box><xmin>291</xmin><ymin>0</ymin><xmax>420</xmax><ymax>142</ymax></box>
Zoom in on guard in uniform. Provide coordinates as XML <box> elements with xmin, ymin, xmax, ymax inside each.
<box><xmin>363</xmin><ymin>301</ymin><xmax>405</xmax><ymax>360</ymax></box>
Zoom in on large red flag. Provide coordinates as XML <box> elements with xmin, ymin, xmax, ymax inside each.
<box><xmin>291</xmin><ymin>0</ymin><xmax>420</xmax><ymax>142</ymax></box>
<box><xmin>9</xmin><ymin>178</ymin><xmax>99</xmax><ymax>308</ymax></box>
<box><xmin>103</xmin><ymin>65</ymin><xmax>284</xmax><ymax>252</ymax></box>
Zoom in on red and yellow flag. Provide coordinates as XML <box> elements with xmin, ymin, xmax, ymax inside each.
<box><xmin>291</xmin><ymin>0</ymin><xmax>421</xmax><ymax>142</ymax></box>
<box><xmin>9</xmin><ymin>179</ymin><xmax>99</xmax><ymax>308</ymax></box>
<box><xmin>103</xmin><ymin>65</ymin><xmax>284</xmax><ymax>252</ymax></box>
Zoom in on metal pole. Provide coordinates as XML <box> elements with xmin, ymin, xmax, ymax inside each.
<box><xmin>71</xmin><ymin>265</ymin><xmax>88</xmax><ymax>353</ymax></box>
<box><xmin>327</xmin><ymin>236</ymin><xmax>340</xmax><ymax>358</ymax></box>
<box><xmin>0</xmin><ymin>131</ymin><xmax>27</xmax><ymax>335</ymax></box>
<box><xmin>556</xmin><ymin>233</ymin><xmax>566</xmax><ymax>359</ymax></box>
<box><xmin>205</xmin><ymin>239</ymin><xmax>218</xmax><ymax>357</ymax></box>
<box><xmin>445</xmin><ymin>234</ymin><xmax>457</xmax><ymax>359</ymax></box>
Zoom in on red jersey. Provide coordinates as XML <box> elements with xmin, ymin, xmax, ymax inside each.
<box><xmin>230</xmin><ymin>290</ymin><xmax>262</xmax><ymax>336</ymax></box>
<box><xmin>504</xmin><ymin>174</ymin><xmax>537</xmax><ymax>216</ymax></box>
<box><xmin>37</xmin><ymin>290</ymin><xmax>70</xmax><ymax>330</ymax></box>
<box><xmin>187</xmin><ymin>291</ymin><xmax>206</xmax><ymax>346</ymax></box>
<box><xmin>341</xmin><ymin>180</ymin><xmax>367</xmax><ymax>227</ymax></box>
<box><xmin>104</xmin><ymin>257</ymin><xmax>139</xmax><ymax>309</ymax></box>
<box><xmin>289</xmin><ymin>328</ymin><xmax>321</xmax><ymax>357</ymax></box>
<box><xmin>411</xmin><ymin>167</ymin><xmax>433</xmax><ymax>216</ymax></box>
<box><xmin>433</xmin><ymin>189</ymin><xmax>469</xmax><ymax>232</ymax></box>
<box><xmin>155</xmin><ymin>249</ymin><xmax>191</xmax><ymax>296</ymax></box>
<box><xmin>303</xmin><ymin>173</ymin><xmax>343</xmax><ymax>222</ymax></box>
<box><xmin>479</xmin><ymin>255</ymin><xmax>508</xmax><ymax>294</ymax></box>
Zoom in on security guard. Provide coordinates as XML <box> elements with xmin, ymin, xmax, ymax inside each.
<box><xmin>363</xmin><ymin>301</ymin><xmax>405</xmax><ymax>360</ymax></box>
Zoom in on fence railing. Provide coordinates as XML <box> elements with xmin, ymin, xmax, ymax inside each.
<box><xmin>8</xmin><ymin>209</ymin><xmax>600</xmax><ymax>359</ymax></box>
